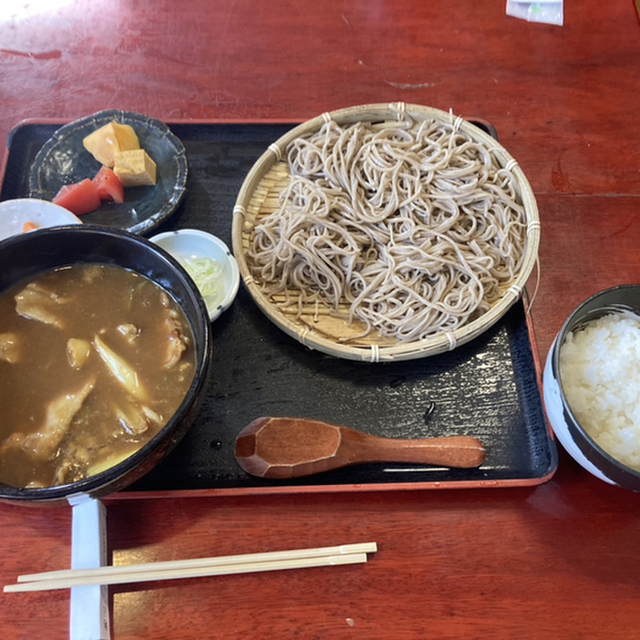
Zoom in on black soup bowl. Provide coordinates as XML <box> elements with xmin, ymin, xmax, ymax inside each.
<box><xmin>0</xmin><ymin>224</ymin><xmax>213</xmax><ymax>504</ymax></box>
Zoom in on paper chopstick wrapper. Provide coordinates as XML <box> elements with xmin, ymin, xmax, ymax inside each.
<box><xmin>68</xmin><ymin>496</ymin><xmax>110</xmax><ymax>640</ymax></box>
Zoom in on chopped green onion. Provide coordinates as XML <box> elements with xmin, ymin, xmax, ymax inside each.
<box><xmin>175</xmin><ymin>254</ymin><xmax>222</xmax><ymax>306</ymax></box>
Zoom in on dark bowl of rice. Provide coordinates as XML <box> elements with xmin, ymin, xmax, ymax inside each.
<box><xmin>543</xmin><ymin>285</ymin><xmax>640</xmax><ymax>492</ymax></box>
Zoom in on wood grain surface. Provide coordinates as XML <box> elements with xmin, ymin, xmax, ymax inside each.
<box><xmin>2</xmin><ymin>1</ymin><xmax>640</xmax><ymax>638</ymax></box>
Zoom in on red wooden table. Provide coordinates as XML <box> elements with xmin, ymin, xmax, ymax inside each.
<box><xmin>2</xmin><ymin>1</ymin><xmax>640</xmax><ymax>638</ymax></box>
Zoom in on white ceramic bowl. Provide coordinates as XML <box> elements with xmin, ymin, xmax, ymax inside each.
<box><xmin>0</xmin><ymin>198</ymin><xmax>81</xmax><ymax>241</ymax></box>
<box><xmin>543</xmin><ymin>285</ymin><xmax>640</xmax><ymax>492</ymax></box>
<box><xmin>150</xmin><ymin>229</ymin><xmax>240</xmax><ymax>322</ymax></box>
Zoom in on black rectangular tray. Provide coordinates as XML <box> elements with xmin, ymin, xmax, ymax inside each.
<box><xmin>0</xmin><ymin>120</ymin><xmax>558</xmax><ymax>495</ymax></box>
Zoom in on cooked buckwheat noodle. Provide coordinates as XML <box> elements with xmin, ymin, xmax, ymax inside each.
<box><xmin>247</xmin><ymin>114</ymin><xmax>527</xmax><ymax>343</ymax></box>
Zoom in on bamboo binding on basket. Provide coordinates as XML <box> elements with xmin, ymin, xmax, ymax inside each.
<box><xmin>232</xmin><ymin>103</ymin><xmax>540</xmax><ymax>363</ymax></box>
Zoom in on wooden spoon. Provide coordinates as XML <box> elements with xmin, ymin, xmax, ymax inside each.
<box><xmin>235</xmin><ymin>416</ymin><xmax>486</xmax><ymax>479</ymax></box>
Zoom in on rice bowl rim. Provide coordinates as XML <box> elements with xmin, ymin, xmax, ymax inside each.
<box><xmin>232</xmin><ymin>102</ymin><xmax>540</xmax><ymax>362</ymax></box>
<box><xmin>551</xmin><ymin>284</ymin><xmax>640</xmax><ymax>486</ymax></box>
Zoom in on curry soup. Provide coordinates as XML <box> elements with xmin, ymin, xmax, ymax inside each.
<box><xmin>0</xmin><ymin>263</ymin><xmax>195</xmax><ymax>488</ymax></box>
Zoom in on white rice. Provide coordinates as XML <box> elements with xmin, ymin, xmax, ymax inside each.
<box><xmin>559</xmin><ymin>312</ymin><xmax>640</xmax><ymax>472</ymax></box>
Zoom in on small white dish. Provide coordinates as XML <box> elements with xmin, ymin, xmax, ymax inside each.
<box><xmin>0</xmin><ymin>198</ymin><xmax>81</xmax><ymax>241</ymax></box>
<box><xmin>150</xmin><ymin>229</ymin><xmax>240</xmax><ymax>322</ymax></box>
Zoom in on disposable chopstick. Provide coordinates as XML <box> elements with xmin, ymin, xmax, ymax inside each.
<box><xmin>17</xmin><ymin>542</ymin><xmax>377</xmax><ymax>583</ymax></box>
<box><xmin>5</xmin><ymin>553</ymin><xmax>368</xmax><ymax>593</ymax></box>
<box><xmin>5</xmin><ymin>542</ymin><xmax>376</xmax><ymax>593</ymax></box>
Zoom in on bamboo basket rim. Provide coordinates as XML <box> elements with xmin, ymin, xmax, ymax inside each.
<box><xmin>231</xmin><ymin>102</ymin><xmax>540</xmax><ymax>363</ymax></box>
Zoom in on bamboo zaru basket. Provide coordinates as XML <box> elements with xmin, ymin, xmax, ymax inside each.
<box><xmin>232</xmin><ymin>103</ymin><xmax>540</xmax><ymax>363</ymax></box>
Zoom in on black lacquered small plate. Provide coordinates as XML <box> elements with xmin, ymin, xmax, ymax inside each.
<box><xmin>28</xmin><ymin>110</ymin><xmax>188</xmax><ymax>234</ymax></box>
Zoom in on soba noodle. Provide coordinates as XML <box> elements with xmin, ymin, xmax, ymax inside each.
<box><xmin>247</xmin><ymin>115</ymin><xmax>527</xmax><ymax>343</ymax></box>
